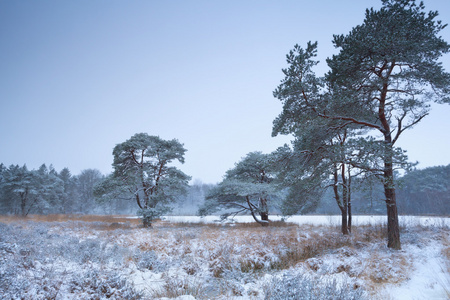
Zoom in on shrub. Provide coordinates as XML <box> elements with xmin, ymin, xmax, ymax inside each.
<box><xmin>264</xmin><ymin>272</ymin><xmax>365</xmax><ymax>300</ymax></box>
<box><xmin>134</xmin><ymin>249</ymin><xmax>167</xmax><ymax>272</ymax></box>
<box><xmin>151</xmin><ymin>274</ymin><xmax>206</xmax><ymax>299</ymax></box>
<box><xmin>68</xmin><ymin>269</ymin><xmax>143</xmax><ymax>299</ymax></box>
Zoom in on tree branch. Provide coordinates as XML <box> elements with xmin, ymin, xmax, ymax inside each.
<box><xmin>392</xmin><ymin>112</ymin><xmax>429</xmax><ymax>145</ymax></box>
<box><xmin>301</xmin><ymin>89</ymin><xmax>383</xmax><ymax>131</ymax></box>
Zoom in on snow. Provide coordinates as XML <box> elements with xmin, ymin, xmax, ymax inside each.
<box><xmin>0</xmin><ymin>215</ymin><xmax>448</xmax><ymax>299</ymax></box>
<box><xmin>382</xmin><ymin>240</ymin><xmax>450</xmax><ymax>299</ymax></box>
<box><xmin>165</xmin><ymin>214</ymin><xmax>450</xmax><ymax>227</ymax></box>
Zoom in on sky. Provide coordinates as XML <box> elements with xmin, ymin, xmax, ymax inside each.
<box><xmin>1</xmin><ymin>0</ymin><xmax>450</xmax><ymax>184</ymax></box>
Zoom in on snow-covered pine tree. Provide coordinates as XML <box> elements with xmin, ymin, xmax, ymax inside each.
<box><xmin>199</xmin><ymin>151</ymin><xmax>281</xmax><ymax>226</ymax></box>
<box><xmin>101</xmin><ymin>133</ymin><xmax>191</xmax><ymax>227</ymax></box>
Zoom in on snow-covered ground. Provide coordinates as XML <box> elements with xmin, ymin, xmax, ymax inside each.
<box><xmin>384</xmin><ymin>239</ymin><xmax>450</xmax><ymax>299</ymax></box>
<box><xmin>164</xmin><ymin>214</ymin><xmax>450</xmax><ymax>228</ymax></box>
<box><xmin>0</xmin><ymin>215</ymin><xmax>449</xmax><ymax>299</ymax></box>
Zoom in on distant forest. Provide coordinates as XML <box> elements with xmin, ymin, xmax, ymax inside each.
<box><xmin>0</xmin><ymin>163</ymin><xmax>448</xmax><ymax>217</ymax></box>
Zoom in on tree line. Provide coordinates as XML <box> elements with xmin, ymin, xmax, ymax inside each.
<box><xmin>0</xmin><ymin>164</ymin><xmax>133</xmax><ymax>216</ymax></box>
<box><xmin>1</xmin><ymin>158</ymin><xmax>448</xmax><ymax>219</ymax></box>
<box><xmin>314</xmin><ymin>164</ymin><xmax>450</xmax><ymax>216</ymax></box>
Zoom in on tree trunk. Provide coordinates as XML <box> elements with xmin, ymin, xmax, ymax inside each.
<box><xmin>347</xmin><ymin>166</ymin><xmax>352</xmax><ymax>233</ymax></box>
<box><xmin>259</xmin><ymin>198</ymin><xmax>269</xmax><ymax>226</ymax></box>
<box><xmin>384</xmin><ymin>162</ymin><xmax>401</xmax><ymax>249</ymax></box>
<box><xmin>333</xmin><ymin>166</ymin><xmax>348</xmax><ymax>235</ymax></box>
<box><xmin>249</xmin><ymin>210</ymin><xmax>268</xmax><ymax>226</ymax></box>
<box><xmin>136</xmin><ymin>194</ymin><xmax>143</xmax><ymax>209</ymax></box>
<box><xmin>260</xmin><ymin>212</ymin><xmax>269</xmax><ymax>226</ymax></box>
<box><xmin>142</xmin><ymin>205</ymin><xmax>152</xmax><ymax>228</ymax></box>
<box><xmin>348</xmin><ymin>200</ymin><xmax>352</xmax><ymax>233</ymax></box>
<box><xmin>347</xmin><ymin>194</ymin><xmax>352</xmax><ymax>234</ymax></box>
<box><xmin>142</xmin><ymin>218</ymin><xmax>151</xmax><ymax>228</ymax></box>
<box><xmin>20</xmin><ymin>189</ymin><xmax>28</xmax><ymax>217</ymax></box>
<box><xmin>340</xmin><ymin>209</ymin><xmax>348</xmax><ymax>235</ymax></box>
<box><xmin>247</xmin><ymin>196</ymin><xmax>269</xmax><ymax>227</ymax></box>
<box><xmin>20</xmin><ymin>195</ymin><xmax>26</xmax><ymax>216</ymax></box>
<box><xmin>341</xmin><ymin>164</ymin><xmax>349</xmax><ymax>235</ymax></box>
<box><xmin>378</xmin><ymin>78</ymin><xmax>401</xmax><ymax>249</ymax></box>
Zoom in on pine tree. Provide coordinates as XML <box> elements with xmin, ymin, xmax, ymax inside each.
<box><xmin>200</xmin><ymin>152</ymin><xmax>281</xmax><ymax>226</ymax></box>
<box><xmin>104</xmin><ymin>133</ymin><xmax>190</xmax><ymax>227</ymax></box>
<box><xmin>273</xmin><ymin>0</ymin><xmax>450</xmax><ymax>249</ymax></box>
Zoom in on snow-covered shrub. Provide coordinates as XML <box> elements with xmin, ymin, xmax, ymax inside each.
<box><xmin>134</xmin><ymin>249</ymin><xmax>167</xmax><ymax>272</ymax></box>
<box><xmin>0</xmin><ymin>257</ymin><xmax>29</xmax><ymax>298</ymax></box>
<box><xmin>366</xmin><ymin>255</ymin><xmax>409</xmax><ymax>284</ymax></box>
<box><xmin>26</xmin><ymin>272</ymin><xmax>64</xmax><ymax>300</ymax></box>
<box><xmin>77</xmin><ymin>238</ymin><xmax>104</xmax><ymax>263</ymax></box>
<box><xmin>239</xmin><ymin>256</ymin><xmax>265</xmax><ymax>273</ymax></box>
<box><xmin>264</xmin><ymin>272</ymin><xmax>365</xmax><ymax>300</ymax></box>
<box><xmin>0</xmin><ymin>224</ymin><xmax>20</xmax><ymax>288</ymax></box>
<box><xmin>209</xmin><ymin>257</ymin><xmax>227</xmax><ymax>278</ymax></box>
<box><xmin>208</xmin><ymin>243</ymin><xmax>236</xmax><ymax>277</ymax></box>
<box><xmin>0</xmin><ymin>222</ymin><xmax>10</xmax><ymax>237</ymax></box>
<box><xmin>68</xmin><ymin>269</ymin><xmax>143</xmax><ymax>299</ymax></box>
<box><xmin>182</xmin><ymin>260</ymin><xmax>201</xmax><ymax>275</ymax></box>
<box><xmin>151</xmin><ymin>274</ymin><xmax>206</xmax><ymax>299</ymax></box>
<box><xmin>174</xmin><ymin>230</ymin><xmax>198</xmax><ymax>243</ymax></box>
<box><xmin>0</xmin><ymin>221</ymin><xmax>141</xmax><ymax>299</ymax></box>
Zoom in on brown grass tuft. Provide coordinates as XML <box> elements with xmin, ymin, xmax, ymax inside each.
<box><xmin>151</xmin><ymin>275</ymin><xmax>206</xmax><ymax>299</ymax></box>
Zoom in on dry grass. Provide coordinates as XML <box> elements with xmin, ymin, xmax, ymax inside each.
<box><xmin>268</xmin><ymin>227</ymin><xmax>356</xmax><ymax>270</ymax></box>
<box><xmin>352</xmin><ymin>224</ymin><xmax>388</xmax><ymax>243</ymax></box>
<box><xmin>131</xmin><ymin>222</ymin><xmax>362</xmax><ymax>276</ymax></box>
<box><xmin>0</xmin><ymin>214</ymin><xmax>143</xmax><ymax>227</ymax></box>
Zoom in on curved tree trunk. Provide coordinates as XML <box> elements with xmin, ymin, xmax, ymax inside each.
<box><xmin>247</xmin><ymin>196</ymin><xmax>269</xmax><ymax>227</ymax></box>
<box><xmin>260</xmin><ymin>212</ymin><xmax>269</xmax><ymax>226</ymax></box>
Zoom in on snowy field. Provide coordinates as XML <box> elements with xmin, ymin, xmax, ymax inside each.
<box><xmin>164</xmin><ymin>215</ymin><xmax>450</xmax><ymax>228</ymax></box>
<box><xmin>0</xmin><ymin>214</ymin><xmax>449</xmax><ymax>299</ymax></box>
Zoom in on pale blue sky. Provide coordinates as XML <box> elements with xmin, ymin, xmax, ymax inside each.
<box><xmin>1</xmin><ymin>0</ymin><xmax>449</xmax><ymax>184</ymax></box>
